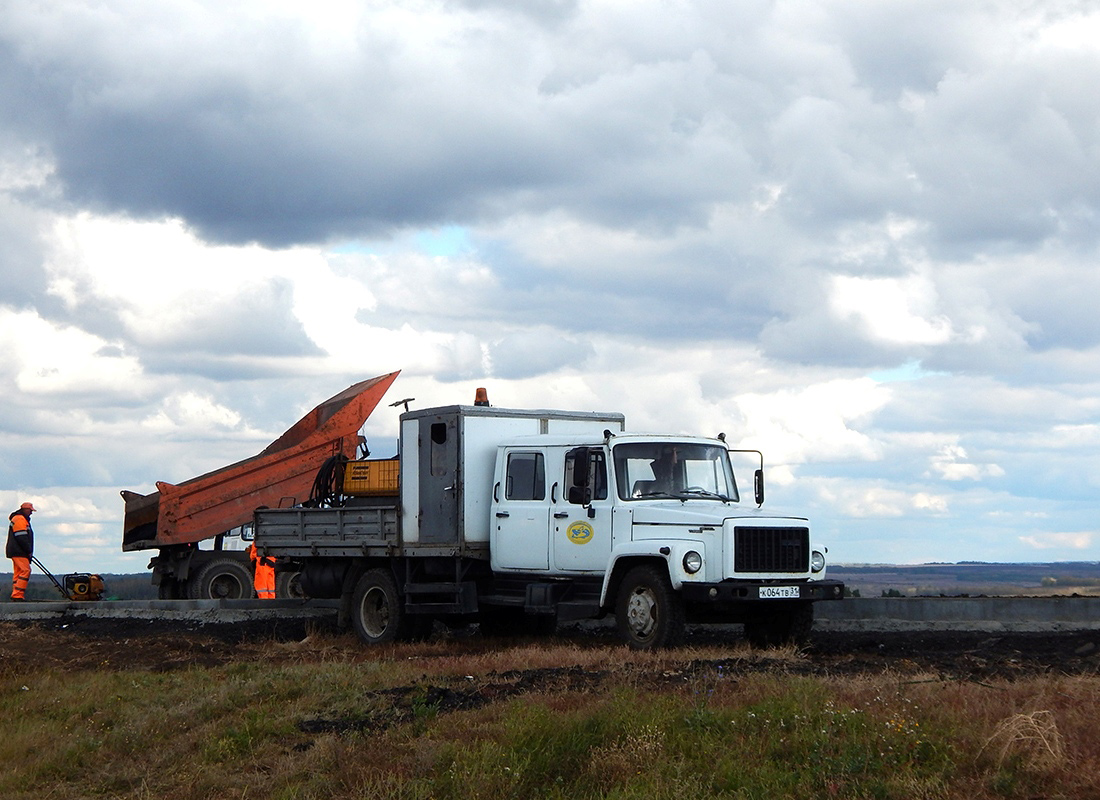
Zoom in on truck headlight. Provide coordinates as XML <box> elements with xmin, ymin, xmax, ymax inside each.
<box><xmin>811</xmin><ymin>550</ymin><xmax>826</xmax><ymax>573</ymax></box>
<box><xmin>682</xmin><ymin>550</ymin><xmax>703</xmax><ymax>574</ymax></box>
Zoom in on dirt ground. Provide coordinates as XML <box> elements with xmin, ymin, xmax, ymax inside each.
<box><xmin>3</xmin><ymin>616</ymin><xmax>1100</xmax><ymax>683</ymax></box>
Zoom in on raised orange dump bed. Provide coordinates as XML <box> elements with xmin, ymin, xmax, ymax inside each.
<box><xmin>121</xmin><ymin>371</ymin><xmax>399</xmax><ymax>550</ymax></box>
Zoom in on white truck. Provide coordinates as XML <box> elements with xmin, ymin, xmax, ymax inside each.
<box><xmin>254</xmin><ymin>399</ymin><xmax>843</xmax><ymax>649</ymax></box>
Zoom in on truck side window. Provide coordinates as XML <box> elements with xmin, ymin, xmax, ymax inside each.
<box><xmin>430</xmin><ymin>422</ymin><xmax>449</xmax><ymax>477</ymax></box>
<box><xmin>505</xmin><ymin>452</ymin><xmax>545</xmax><ymax>501</ymax></box>
<box><xmin>565</xmin><ymin>448</ymin><xmax>607</xmax><ymax>503</ymax></box>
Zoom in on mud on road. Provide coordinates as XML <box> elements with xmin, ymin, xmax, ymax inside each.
<box><xmin>3</xmin><ymin>616</ymin><xmax>1100</xmax><ymax>683</ymax></box>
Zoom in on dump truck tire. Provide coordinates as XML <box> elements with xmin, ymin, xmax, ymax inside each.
<box><xmin>188</xmin><ymin>557</ymin><xmax>254</xmax><ymax>600</ymax></box>
<box><xmin>276</xmin><ymin>569</ymin><xmax>307</xmax><ymax>599</ymax></box>
<box><xmin>615</xmin><ymin>565</ymin><xmax>685</xmax><ymax>649</ymax></box>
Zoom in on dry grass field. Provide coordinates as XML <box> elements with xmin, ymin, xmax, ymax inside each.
<box><xmin>2</xmin><ymin>617</ymin><xmax>1100</xmax><ymax>799</ymax></box>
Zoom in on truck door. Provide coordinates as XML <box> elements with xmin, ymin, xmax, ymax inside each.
<box><xmin>418</xmin><ymin>414</ymin><xmax>460</xmax><ymax>544</ymax></box>
<box><xmin>490</xmin><ymin>448</ymin><xmax>551</xmax><ymax>571</ymax></box>
<box><xmin>553</xmin><ymin>447</ymin><xmax>613</xmax><ymax>572</ymax></box>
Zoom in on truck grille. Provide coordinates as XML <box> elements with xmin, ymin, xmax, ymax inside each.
<box><xmin>734</xmin><ymin>526</ymin><xmax>809</xmax><ymax>573</ymax></box>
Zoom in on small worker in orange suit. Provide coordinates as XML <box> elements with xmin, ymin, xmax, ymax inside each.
<box><xmin>248</xmin><ymin>542</ymin><xmax>276</xmax><ymax>600</ymax></box>
<box><xmin>7</xmin><ymin>502</ymin><xmax>36</xmax><ymax>602</ymax></box>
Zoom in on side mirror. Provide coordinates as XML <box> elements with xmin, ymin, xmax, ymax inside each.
<box><xmin>754</xmin><ymin>469</ymin><xmax>765</xmax><ymax>507</ymax></box>
<box><xmin>571</xmin><ymin>448</ymin><xmax>591</xmax><ymax>484</ymax></box>
<box><xmin>568</xmin><ymin>486</ymin><xmax>592</xmax><ymax>505</ymax></box>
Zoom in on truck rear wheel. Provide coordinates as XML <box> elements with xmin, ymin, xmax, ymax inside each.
<box><xmin>351</xmin><ymin>568</ymin><xmax>405</xmax><ymax>645</ymax></box>
<box><xmin>615</xmin><ymin>565</ymin><xmax>685</xmax><ymax>649</ymax></box>
<box><xmin>276</xmin><ymin>569</ymin><xmax>307</xmax><ymax>599</ymax></box>
<box><xmin>188</xmin><ymin>557</ymin><xmax>254</xmax><ymax>600</ymax></box>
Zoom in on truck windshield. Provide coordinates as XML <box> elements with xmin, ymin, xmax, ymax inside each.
<box><xmin>613</xmin><ymin>442</ymin><xmax>738</xmax><ymax>502</ymax></box>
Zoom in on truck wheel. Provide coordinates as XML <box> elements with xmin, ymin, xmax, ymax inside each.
<box><xmin>188</xmin><ymin>557</ymin><xmax>254</xmax><ymax>600</ymax></box>
<box><xmin>745</xmin><ymin>602</ymin><xmax>814</xmax><ymax>648</ymax></box>
<box><xmin>351</xmin><ymin>569</ymin><xmax>405</xmax><ymax>645</ymax></box>
<box><xmin>615</xmin><ymin>565</ymin><xmax>685</xmax><ymax>649</ymax></box>
<box><xmin>276</xmin><ymin>570</ymin><xmax>308</xmax><ymax>599</ymax></box>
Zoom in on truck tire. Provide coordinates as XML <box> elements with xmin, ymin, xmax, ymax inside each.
<box><xmin>744</xmin><ymin>602</ymin><xmax>813</xmax><ymax>648</ymax></box>
<box><xmin>615</xmin><ymin>565</ymin><xmax>686</xmax><ymax>649</ymax></box>
<box><xmin>276</xmin><ymin>569</ymin><xmax>307</xmax><ymax>599</ymax></box>
<box><xmin>351</xmin><ymin>568</ymin><xmax>405</xmax><ymax>645</ymax></box>
<box><xmin>188</xmin><ymin>557</ymin><xmax>254</xmax><ymax>600</ymax></box>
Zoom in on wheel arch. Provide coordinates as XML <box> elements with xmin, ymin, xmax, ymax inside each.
<box><xmin>600</xmin><ymin>553</ymin><xmax>670</xmax><ymax>611</ymax></box>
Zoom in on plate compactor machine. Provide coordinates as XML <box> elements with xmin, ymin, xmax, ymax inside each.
<box><xmin>31</xmin><ymin>556</ymin><xmax>105</xmax><ymax>601</ymax></box>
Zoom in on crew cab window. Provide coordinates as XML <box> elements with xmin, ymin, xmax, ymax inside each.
<box><xmin>505</xmin><ymin>452</ymin><xmax>545</xmax><ymax>501</ymax></box>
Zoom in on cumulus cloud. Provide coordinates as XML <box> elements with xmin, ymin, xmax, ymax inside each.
<box><xmin>814</xmin><ymin>479</ymin><xmax>950</xmax><ymax>518</ymax></box>
<box><xmin>1019</xmin><ymin>532</ymin><xmax>1095</xmax><ymax>551</ymax></box>
<box><xmin>928</xmin><ymin>444</ymin><xmax>1005</xmax><ymax>482</ymax></box>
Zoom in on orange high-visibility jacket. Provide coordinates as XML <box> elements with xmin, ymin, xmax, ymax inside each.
<box><xmin>6</xmin><ymin>511</ymin><xmax>33</xmax><ymax>558</ymax></box>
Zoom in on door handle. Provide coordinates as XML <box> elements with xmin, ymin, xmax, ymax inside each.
<box><xmin>553</xmin><ymin>512</ymin><xmax>569</xmax><ymax>519</ymax></box>
<box><xmin>496</xmin><ymin>511</ymin><xmax>510</xmax><ymax>518</ymax></box>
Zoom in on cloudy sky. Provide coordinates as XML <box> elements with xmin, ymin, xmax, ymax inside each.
<box><xmin>2</xmin><ymin>0</ymin><xmax>1099</xmax><ymax>575</ymax></box>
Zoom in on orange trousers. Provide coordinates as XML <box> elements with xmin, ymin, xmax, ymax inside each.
<box><xmin>254</xmin><ymin>561</ymin><xmax>276</xmax><ymax>600</ymax></box>
<box><xmin>10</xmin><ymin>557</ymin><xmax>30</xmax><ymax>600</ymax></box>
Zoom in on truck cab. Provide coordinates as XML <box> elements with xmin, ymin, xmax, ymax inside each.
<box><xmin>487</xmin><ymin>430</ymin><xmax>842</xmax><ymax>647</ymax></box>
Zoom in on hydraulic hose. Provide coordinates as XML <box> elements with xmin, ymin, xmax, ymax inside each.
<box><xmin>307</xmin><ymin>454</ymin><xmax>348</xmax><ymax>508</ymax></box>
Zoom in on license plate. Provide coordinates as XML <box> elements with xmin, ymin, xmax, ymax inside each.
<box><xmin>759</xmin><ymin>586</ymin><xmax>800</xmax><ymax>599</ymax></box>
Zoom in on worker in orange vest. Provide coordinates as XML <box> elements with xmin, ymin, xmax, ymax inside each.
<box><xmin>248</xmin><ymin>542</ymin><xmax>276</xmax><ymax>600</ymax></box>
<box><xmin>7</xmin><ymin>502</ymin><xmax>36</xmax><ymax>602</ymax></box>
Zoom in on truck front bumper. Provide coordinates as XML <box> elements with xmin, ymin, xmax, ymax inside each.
<box><xmin>681</xmin><ymin>579</ymin><xmax>845</xmax><ymax>605</ymax></box>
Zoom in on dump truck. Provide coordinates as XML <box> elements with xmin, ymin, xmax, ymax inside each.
<box><xmin>253</xmin><ymin>390</ymin><xmax>844</xmax><ymax>649</ymax></box>
<box><xmin>121</xmin><ymin>372</ymin><xmax>401</xmax><ymax>599</ymax></box>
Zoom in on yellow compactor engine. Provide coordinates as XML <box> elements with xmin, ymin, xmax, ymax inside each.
<box><xmin>64</xmin><ymin>573</ymin><xmax>105</xmax><ymax>601</ymax></box>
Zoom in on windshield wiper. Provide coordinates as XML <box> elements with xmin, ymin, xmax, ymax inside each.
<box><xmin>674</xmin><ymin>489</ymin><xmax>731</xmax><ymax>502</ymax></box>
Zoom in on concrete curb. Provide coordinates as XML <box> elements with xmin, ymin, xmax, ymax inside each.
<box><xmin>814</xmin><ymin>596</ymin><xmax>1100</xmax><ymax>632</ymax></box>
<box><xmin>2</xmin><ymin>596</ymin><xmax>1099</xmax><ymax>632</ymax></box>
<box><xmin>0</xmin><ymin>598</ymin><xmax>340</xmax><ymax>623</ymax></box>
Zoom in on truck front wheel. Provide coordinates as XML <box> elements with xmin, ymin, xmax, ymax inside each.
<box><xmin>615</xmin><ymin>565</ymin><xmax>686</xmax><ymax>649</ymax></box>
<box><xmin>351</xmin><ymin>569</ymin><xmax>405</xmax><ymax>645</ymax></box>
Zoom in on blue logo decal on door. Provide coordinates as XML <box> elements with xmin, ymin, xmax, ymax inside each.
<box><xmin>567</xmin><ymin>521</ymin><xmax>594</xmax><ymax>545</ymax></box>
